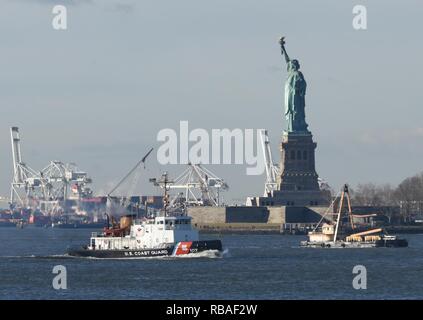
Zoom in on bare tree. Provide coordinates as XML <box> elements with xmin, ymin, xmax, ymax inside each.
<box><xmin>351</xmin><ymin>183</ymin><xmax>396</xmax><ymax>206</ymax></box>
<box><xmin>394</xmin><ymin>172</ymin><xmax>423</xmax><ymax>202</ymax></box>
<box><xmin>350</xmin><ymin>172</ymin><xmax>423</xmax><ymax>223</ymax></box>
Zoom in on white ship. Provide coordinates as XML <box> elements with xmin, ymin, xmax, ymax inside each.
<box><xmin>67</xmin><ymin>214</ymin><xmax>222</xmax><ymax>258</ymax></box>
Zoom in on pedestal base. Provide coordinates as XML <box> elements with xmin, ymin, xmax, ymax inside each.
<box><xmin>248</xmin><ymin>190</ymin><xmax>330</xmax><ymax>207</ymax></box>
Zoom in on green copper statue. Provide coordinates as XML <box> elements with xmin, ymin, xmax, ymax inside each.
<box><xmin>279</xmin><ymin>37</ymin><xmax>309</xmax><ymax>133</ymax></box>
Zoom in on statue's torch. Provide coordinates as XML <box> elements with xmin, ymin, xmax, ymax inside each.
<box><xmin>279</xmin><ymin>36</ymin><xmax>290</xmax><ymax>63</ymax></box>
<box><xmin>279</xmin><ymin>36</ymin><xmax>286</xmax><ymax>52</ymax></box>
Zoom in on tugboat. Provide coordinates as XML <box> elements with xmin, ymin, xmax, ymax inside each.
<box><xmin>67</xmin><ymin>171</ymin><xmax>223</xmax><ymax>258</ymax></box>
<box><xmin>300</xmin><ymin>184</ymin><xmax>408</xmax><ymax>248</ymax></box>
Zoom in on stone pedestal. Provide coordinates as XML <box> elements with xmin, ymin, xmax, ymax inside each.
<box><xmin>277</xmin><ymin>132</ymin><xmax>320</xmax><ymax>192</ymax></box>
<box><xmin>249</xmin><ymin>131</ymin><xmax>330</xmax><ymax>207</ymax></box>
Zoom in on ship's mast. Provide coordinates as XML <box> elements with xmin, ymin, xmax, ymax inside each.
<box><xmin>163</xmin><ymin>173</ymin><xmax>169</xmax><ymax>217</ymax></box>
<box><xmin>333</xmin><ymin>184</ymin><xmax>354</xmax><ymax>243</ymax></box>
<box><xmin>150</xmin><ymin>172</ymin><xmax>174</xmax><ymax>217</ymax></box>
<box><xmin>333</xmin><ymin>185</ymin><xmax>346</xmax><ymax>243</ymax></box>
<box><xmin>345</xmin><ymin>187</ymin><xmax>355</xmax><ymax>230</ymax></box>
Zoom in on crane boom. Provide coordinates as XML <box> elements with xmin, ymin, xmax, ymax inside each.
<box><xmin>108</xmin><ymin>148</ymin><xmax>154</xmax><ymax>196</ymax></box>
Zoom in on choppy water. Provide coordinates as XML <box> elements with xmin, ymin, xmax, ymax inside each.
<box><xmin>0</xmin><ymin>227</ymin><xmax>422</xmax><ymax>299</ymax></box>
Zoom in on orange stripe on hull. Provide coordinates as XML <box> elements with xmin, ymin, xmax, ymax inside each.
<box><xmin>175</xmin><ymin>241</ymin><xmax>193</xmax><ymax>255</ymax></box>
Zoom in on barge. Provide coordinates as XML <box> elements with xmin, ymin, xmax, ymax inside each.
<box><xmin>300</xmin><ymin>184</ymin><xmax>408</xmax><ymax>248</ymax></box>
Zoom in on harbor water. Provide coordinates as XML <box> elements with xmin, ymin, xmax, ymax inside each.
<box><xmin>0</xmin><ymin>227</ymin><xmax>422</xmax><ymax>299</ymax></box>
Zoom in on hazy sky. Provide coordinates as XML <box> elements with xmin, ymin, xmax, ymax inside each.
<box><xmin>0</xmin><ymin>0</ymin><xmax>422</xmax><ymax>203</ymax></box>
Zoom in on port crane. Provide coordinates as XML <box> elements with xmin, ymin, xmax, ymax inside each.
<box><xmin>10</xmin><ymin>127</ymin><xmax>43</xmax><ymax>205</ymax></box>
<box><xmin>40</xmin><ymin>161</ymin><xmax>92</xmax><ymax>201</ymax></box>
<box><xmin>9</xmin><ymin>127</ymin><xmax>93</xmax><ymax>209</ymax></box>
<box><xmin>260</xmin><ymin>129</ymin><xmax>280</xmax><ymax>196</ymax></box>
<box><xmin>164</xmin><ymin>163</ymin><xmax>229</xmax><ymax>207</ymax></box>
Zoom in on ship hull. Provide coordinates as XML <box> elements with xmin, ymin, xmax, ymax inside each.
<box><xmin>53</xmin><ymin>223</ymin><xmax>106</xmax><ymax>229</ymax></box>
<box><xmin>67</xmin><ymin>240</ymin><xmax>222</xmax><ymax>258</ymax></box>
<box><xmin>375</xmin><ymin>238</ymin><xmax>408</xmax><ymax>247</ymax></box>
<box><xmin>300</xmin><ymin>239</ymin><xmax>408</xmax><ymax>248</ymax></box>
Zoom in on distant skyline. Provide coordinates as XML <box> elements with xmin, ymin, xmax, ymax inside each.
<box><xmin>1</xmin><ymin>0</ymin><xmax>422</xmax><ymax>204</ymax></box>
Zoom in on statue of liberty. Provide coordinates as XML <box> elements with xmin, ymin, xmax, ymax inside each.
<box><xmin>279</xmin><ymin>37</ymin><xmax>309</xmax><ymax>133</ymax></box>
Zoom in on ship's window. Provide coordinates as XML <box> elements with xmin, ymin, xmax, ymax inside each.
<box><xmin>303</xmin><ymin>150</ymin><xmax>307</xmax><ymax>160</ymax></box>
<box><xmin>297</xmin><ymin>150</ymin><xmax>302</xmax><ymax>160</ymax></box>
<box><xmin>290</xmin><ymin>150</ymin><xmax>295</xmax><ymax>160</ymax></box>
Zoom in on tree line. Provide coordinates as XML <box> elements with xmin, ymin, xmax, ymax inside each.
<box><xmin>349</xmin><ymin>172</ymin><xmax>423</xmax><ymax>207</ymax></box>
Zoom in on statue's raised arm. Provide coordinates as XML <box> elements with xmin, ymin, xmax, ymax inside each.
<box><xmin>279</xmin><ymin>37</ymin><xmax>290</xmax><ymax>64</ymax></box>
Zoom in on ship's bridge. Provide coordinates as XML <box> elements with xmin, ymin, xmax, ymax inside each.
<box><xmin>154</xmin><ymin>216</ymin><xmax>192</xmax><ymax>230</ymax></box>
